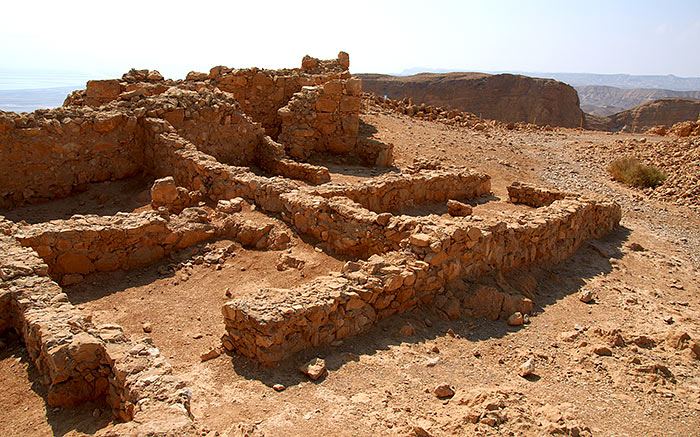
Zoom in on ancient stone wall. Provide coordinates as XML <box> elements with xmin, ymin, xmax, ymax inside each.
<box><xmin>222</xmin><ymin>185</ymin><xmax>621</xmax><ymax>364</ymax></box>
<box><xmin>15</xmin><ymin>204</ymin><xmax>290</xmax><ymax>286</ymax></box>
<box><xmin>278</xmin><ymin>78</ymin><xmax>362</xmax><ymax>159</ymax></box>
<box><xmin>209</xmin><ymin>52</ymin><xmax>350</xmax><ymax>137</ymax></box>
<box><xmin>140</xmin><ymin>87</ymin><xmax>265</xmax><ymax>167</ymax></box>
<box><xmin>0</xmin><ymin>107</ymin><xmax>142</xmax><ymax>207</ymax></box>
<box><xmin>309</xmin><ymin>168</ymin><xmax>491</xmax><ymax>213</ymax></box>
<box><xmin>279</xmin><ymin>169</ymin><xmax>491</xmax><ymax>257</ymax></box>
<box><xmin>507</xmin><ymin>181</ymin><xmax>573</xmax><ymax>207</ymax></box>
<box><xmin>0</xmin><ymin>222</ymin><xmax>196</xmax><ymax>434</ymax></box>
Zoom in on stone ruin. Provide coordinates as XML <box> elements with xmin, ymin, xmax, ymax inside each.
<box><xmin>0</xmin><ymin>52</ymin><xmax>621</xmax><ymax>435</ymax></box>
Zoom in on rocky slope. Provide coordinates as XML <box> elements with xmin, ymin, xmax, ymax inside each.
<box><xmin>358</xmin><ymin>73</ymin><xmax>585</xmax><ymax>128</ymax></box>
<box><xmin>585</xmin><ymin>98</ymin><xmax>700</xmax><ymax>132</ymax></box>
<box><xmin>577</xmin><ymin>85</ymin><xmax>700</xmax><ymax>116</ymax></box>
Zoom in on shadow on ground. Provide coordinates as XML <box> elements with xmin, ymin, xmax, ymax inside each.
<box><xmin>0</xmin><ymin>334</ymin><xmax>112</xmax><ymax>436</ymax></box>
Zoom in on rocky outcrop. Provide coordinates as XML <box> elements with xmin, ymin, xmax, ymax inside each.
<box><xmin>358</xmin><ymin>72</ymin><xmax>585</xmax><ymax>128</ymax></box>
<box><xmin>585</xmin><ymin>98</ymin><xmax>700</xmax><ymax>132</ymax></box>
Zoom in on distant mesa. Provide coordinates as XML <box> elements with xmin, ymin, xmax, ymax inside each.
<box><xmin>358</xmin><ymin>72</ymin><xmax>585</xmax><ymax>128</ymax></box>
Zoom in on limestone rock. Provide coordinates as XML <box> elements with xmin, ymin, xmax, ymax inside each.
<box><xmin>519</xmin><ymin>358</ymin><xmax>535</xmax><ymax>377</ymax></box>
<box><xmin>447</xmin><ymin>199</ymin><xmax>473</xmax><ymax>216</ymax></box>
<box><xmin>299</xmin><ymin>358</ymin><xmax>327</xmax><ymax>380</ymax></box>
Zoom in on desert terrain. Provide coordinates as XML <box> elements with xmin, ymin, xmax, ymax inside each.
<box><xmin>1</xmin><ymin>54</ymin><xmax>699</xmax><ymax>437</ymax></box>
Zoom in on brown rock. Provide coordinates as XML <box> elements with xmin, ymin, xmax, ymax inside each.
<box><xmin>447</xmin><ymin>199</ymin><xmax>473</xmax><ymax>216</ymax></box>
<box><xmin>507</xmin><ymin>312</ymin><xmax>524</xmax><ymax>326</ymax></box>
<box><xmin>593</xmin><ymin>345</ymin><xmax>612</xmax><ymax>356</ymax></box>
<box><xmin>299</xmin><ymin>358</ymin><xmax>326</xmax><ymax>380</ymax></box>
<box><xmin>690</xmin><ymin>342</ymin><xmax>700</xmax><ymax>360</ymax></box>
<box><xmin>200</xmin><ymin>347</ymin><xmax>221</xmax><ymax>362</ymax></box>
<box><xmin>433</xmin><ymin>384</ymin><xmax>455</xmax><ymax>399</ymax></box>
<box><xmin>409</xmin><ymin>233</ymin><xmax>432</xmax><ymax>247</ymax></box>
<box><xmin>55</xmin><ymin>253</ymin><xmax>93</xmax><ymax>275</ymax></box>
<box><xmin>578</xmin><ymin>289</ymin><xmax>595</xmax><ymax>303</ymax></box>
<box><xmin>142</xmin><ymin>322</ymin><xmax>153</xmax><ymax>333</ymax></box>
<box><xmin>151</xmin><ymin>176</ymin><xmax>179</xmax><ymax>205</ymax></box>
<box><xmin>399</xmin><ymin>323</ymin><xmax>415</xmax><ymax>336</ymax></box>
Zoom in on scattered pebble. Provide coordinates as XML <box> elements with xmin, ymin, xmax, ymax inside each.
<box><xmin>433</xmin><ymin>384</ymin><xmax>455</xmax><ymax>398</ymax></box>
<box><xmin>519</xmin><ymin>358</ymin><xmax>535</xmax><ymax>377</ymax></box>
<box><xmin>578</xmin><ymin>289</ymin><xmax>595</xmax><ymax>303</ymax></box>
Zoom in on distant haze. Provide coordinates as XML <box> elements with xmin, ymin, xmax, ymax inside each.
<box><xmin>2</xmin><ymin>0</ymin><xmax>700</xmax><ymax>82</ymax></box>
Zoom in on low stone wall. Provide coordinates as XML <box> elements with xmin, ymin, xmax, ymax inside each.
<box><xmin>309</xmin><ymin>168</ymin><xmax>491</xmax><ymax>213</ymax></box>
<box><xmin>0</xmin><ymin>223</ymin><xmax>196</xmax><ymax>434</ymax></box>
<box><xmin>279</xmin><ymin>169</ymin><xmax>491</xmax><ymax>257</ymax></box>
<box><xmin>143</xmin><ymin>121</ymin><xmax>298</xmax><ymax>213</ymax></box>
<box><xmin>15</xmin><ymin>205</ymin><xmax>291</xmax><ymax>285</ymax></box>
<box><xmin>256</xmin><ymin>136</ymin><xmax>331</xmax><ymax>185</ymax></box>
<box><xmin>507</xmin><ymin>181</ymin><xmax>572</xmax><ymax>207</ymax></box>
<box><xmin>222</xmin><ymin>185</ymin><xmax>621</xmax><ymax>364</ymax></box>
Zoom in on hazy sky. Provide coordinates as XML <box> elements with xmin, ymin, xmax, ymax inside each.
<box><xmin>2</xmin><ymin>0</ymin><xmax>700</xmax><ymax>81</ymax></box>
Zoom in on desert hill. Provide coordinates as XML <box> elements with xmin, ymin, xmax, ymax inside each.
<box><xmin>585</xmin><ymin>97</ymin><xmax>700</xmax><ymax>132</ymax></box>
<box><xmin>576</xmin><ymin>85</ymin><xmax>700</xmax><ymax>116</ymax></box>
<box><xmin>358</xmin><ymin>72</ymin><xmax>585</xmax><ymax>128</ymax></box>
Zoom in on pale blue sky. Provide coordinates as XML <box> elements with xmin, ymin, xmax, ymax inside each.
<box><xmin>2</xmin><ymin>0</ymin><xmax>699</xmax><ymax>81</ymax></box>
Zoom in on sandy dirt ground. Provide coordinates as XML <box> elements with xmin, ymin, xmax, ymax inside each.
<box><xmin>1</xmin><ymin>106</ymin><xmax>699</xmax><ymax>436</ymax></box>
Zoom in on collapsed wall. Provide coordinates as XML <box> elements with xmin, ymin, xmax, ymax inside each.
<box><xmin>209</xmin><ymin>52</ymin><xmax>350</xmax><ymax>137</ymax></box>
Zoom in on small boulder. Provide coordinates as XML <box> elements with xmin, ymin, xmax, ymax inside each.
<box><xmin>433</xmin><ymin>384</ymin><xmax>455</xmax><ymax>399</ymax></box>
<box><xmin>200</xmin><ymin>346</ymin><xmax>221</xmax><ymax>362</ymax></box>
<box><xmin>507</xmin><ymin>312</ymin><xmax>524</xmax><ymax>326</ymax></box>
<box><xmin>593</xmin><ymin>345</ymin><xmax>612</xmax><ymax>356</ymax></box>
<box><xmin>519</xmin><ymin>358</ymin><xmax>535</xmax><ymax>377</ymax></box>
<box><xmin>273</xmin><ymin>384</ymin><xmax>286</xmax><ymax>392</ymax></box>
<box><xmin>399</xmin><ymin>323</ymin><xmax>415</xmax><ymax>336</ymax></box>
<box><xmin>447</xmin><ymin>200</ymin><xmax>473</xmax><ymax>217</ymax></box>
<box><xmin>578</xmin><ymin>289</ymin><xmax>595</xmax><ymax>303</ymax></box>
<box><xmin>142</xmin><ymin>322</ymin><xmax>153</xmax><ymax>333</ymax></box>
<box><xmin>299</xmin><ymin>358</ymin><xmax>327</xmax><ymax>380</ymax></box>
<box><xmin>150</xmin><ymin>176</ymin><xmax>178</xmax><ymax>206</ymax></box>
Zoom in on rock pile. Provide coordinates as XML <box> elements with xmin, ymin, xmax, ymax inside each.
<box><xmin>363</xmin><ymin>93</ymin><xmax>553</xmax><ymax>133</ymax></box>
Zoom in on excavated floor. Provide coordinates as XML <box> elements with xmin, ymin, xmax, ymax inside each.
<box><xmin>0</xmin><ymin>175</ymin><xmax>153</xmax><ymax>224</ymax></box>
<box><xmin>69</xmin><ymin>235</ymin><xmax>345</xmax><ymax>371</ymax></box>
